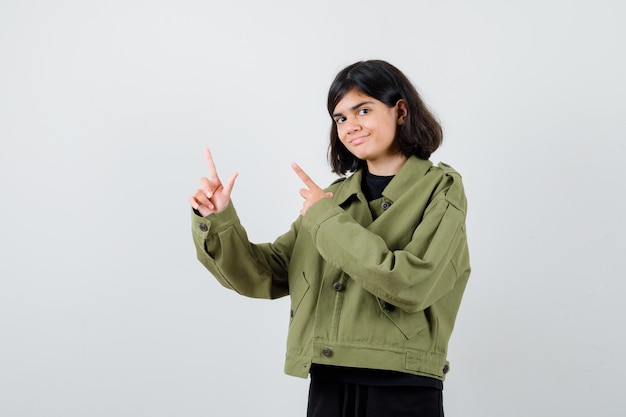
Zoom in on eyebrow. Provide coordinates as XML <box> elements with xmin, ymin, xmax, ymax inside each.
<box><xmin>332</xmin><ymin>101</ymin><xmax>375</xmax><ymax>118</ymax></box>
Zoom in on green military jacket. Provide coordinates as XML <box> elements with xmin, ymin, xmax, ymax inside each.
<box><xmin>191</xmin><ymin>156</ymin><xmax>470</xmax><ymax>380</ymax></box>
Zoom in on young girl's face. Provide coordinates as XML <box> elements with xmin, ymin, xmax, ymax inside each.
<box><xmin>332</xmin><ymin>89</ymin><xmax>407</xmax><ymax>172</ymax></box>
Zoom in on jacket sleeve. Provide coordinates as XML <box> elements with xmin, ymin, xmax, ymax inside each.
<box><xmin>191</xmin><ymin>202</ymin><xmax>295</xmax><ymax>299</ymax></box>
<box><xmin>300</xmin><ymin>174</ymin><xmax>470</xmax><ymax>314</ymax></box>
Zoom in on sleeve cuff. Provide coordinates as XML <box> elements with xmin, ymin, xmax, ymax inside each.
<box><xmin>301</xmin><ymin>197</ymin><xmax>342</xmax><ymax>240</ymax></box>
<box><xmin>191</xmin><ymin>201</ymin><xmax>239</xmax><ymax>238</ymax></box>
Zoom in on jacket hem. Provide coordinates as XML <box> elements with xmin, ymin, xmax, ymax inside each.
<box><xmin>284</xmin><ymin>342</ymin><xmax>449</xmax><ymax>381</ymax></box>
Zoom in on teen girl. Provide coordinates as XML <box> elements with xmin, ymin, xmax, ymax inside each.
<box><xmin>190</xmin><ymin>60</ymin><xmax>470</xmax><ymax>417</ymax></box>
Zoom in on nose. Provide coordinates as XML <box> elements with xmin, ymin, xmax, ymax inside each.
<box><xmin>345</xmin><ymin>118</ymin><xmax>361</xmax><ymax>134</ymax></box>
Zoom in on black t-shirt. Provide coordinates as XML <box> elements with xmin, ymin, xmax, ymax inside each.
<box><xmin>362</xmin><ymin>170</ymin><xmax>394</xmax><ymax>201</ymax></box>
<box><xmin>310</xmin><ymin>364</ymin><xmax>443</xmax><ymax>388</ymax></box>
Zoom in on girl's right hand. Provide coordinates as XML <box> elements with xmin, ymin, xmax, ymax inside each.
<box><xmin>189</xmin><ymin>148</ymin><xmax>238</xmax><ymax>217</ymax></box>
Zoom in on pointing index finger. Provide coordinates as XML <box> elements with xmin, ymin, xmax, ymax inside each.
<box><xmin>291</xmin><ymin>163</ymin><xmax>319</xmax><ymax>190</ymax></box>
<box><xmin>204</xmin><ymin>147</ymin><xmax>219</xmax><ymax>179</ymax></box>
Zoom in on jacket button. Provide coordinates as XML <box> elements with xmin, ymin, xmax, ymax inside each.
<box><xmin>382</xmin><ymin>302</ymin><xmax>396</xmax><ymax>312</ymax></box>
<box><xmin>332</xmin><ymin>282</ymin><xmax>345</xmax><ymax>292</ymax></box>
<box><xmin>199</xmin><ymin>223</ymin><xmax>208</xmax><ymax>232</ymax></box>
<box><xmin>322</xmin><ymin>347</ymin><xmax>333</xmax><ymax>357</ymax></box>
<box><xmin>443</xmin><ymin>364</ymin><xmax>450</xmax><ymax>374</ymax></box>
<box><xmin>382</xmin><ymin>201</ymin><xmax>391</xmax><ymax>210</ymax></box>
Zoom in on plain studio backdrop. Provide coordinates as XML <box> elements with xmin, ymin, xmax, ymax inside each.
<box><xmin>1</xmin><ymin>0</ymin><xmax>624</xmax><ymax>415</ymax></box>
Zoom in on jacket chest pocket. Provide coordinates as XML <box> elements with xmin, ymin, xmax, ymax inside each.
<box><xmin>377</xmin><ymin>298</ymin><xmax>429</xmax><ymax>340</ymax></box>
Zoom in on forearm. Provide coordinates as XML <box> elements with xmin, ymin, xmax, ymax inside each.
<box><xmin>301</xmin><ymin>197</ymin><xmax>468</xmax><ymax>313</ymax></box>
<box><xmin>191</xmin><ymin>202</ymin><xmax>289</xmax><ymax>299</ymax></box>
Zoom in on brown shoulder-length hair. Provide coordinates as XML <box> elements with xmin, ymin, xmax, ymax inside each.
<box><xmin>327</xmin><ymin>60</ymin><xmax>443</xmax><ymax>175</ymax></box>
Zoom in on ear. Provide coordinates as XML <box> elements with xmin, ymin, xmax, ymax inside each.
<box><xmin>396</xmin><ymin>100</ymin><xmax>408</xmax><ymax>125</ymax></box>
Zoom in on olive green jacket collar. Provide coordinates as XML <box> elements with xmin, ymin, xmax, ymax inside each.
<box><xmin>332</xmin><ymin>156</ymin><xmax>434</xmax><ymax>205</ymax></box>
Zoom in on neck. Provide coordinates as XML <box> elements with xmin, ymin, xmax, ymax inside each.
<box><xmin>366</xmin><ymin>154</ymin><xmax>408</xmax><ymax>176</ymax></box>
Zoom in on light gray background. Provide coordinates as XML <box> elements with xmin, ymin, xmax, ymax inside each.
<box><xmin>1</xmin><ymin>0</ymin><xmax>625</xmax><ymax>415</ymax></box>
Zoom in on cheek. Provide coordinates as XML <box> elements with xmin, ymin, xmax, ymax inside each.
<box><xmin>384</xmin><ymin>123</ymin><xmax>399</xmax><ymax>140</ymax></box>
<box><xmin>336</xmin><ymin>126</ymin><xmax>348</xmax><ymax>141</ymax></box>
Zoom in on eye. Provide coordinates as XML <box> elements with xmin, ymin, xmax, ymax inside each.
<box><xmin>334</xmin><ymin>116</ymin><xmax>346</xmax><ymax>124</ymax></box>
<box><xmin>358</xmin><ymin>108</ymin><xmax>370</xmax><ymax>116</ymax></box>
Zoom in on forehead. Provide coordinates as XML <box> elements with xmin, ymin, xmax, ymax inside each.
<box><xmin>333</xmin><ymin>89</ymin><xmax>382</xmax><ymax>113</ymax></box>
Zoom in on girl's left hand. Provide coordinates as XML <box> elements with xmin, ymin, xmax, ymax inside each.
<box><xmin>292</xmin><ymin>163</ymin><xmax>333</xmax><ymax>216</ymax></box>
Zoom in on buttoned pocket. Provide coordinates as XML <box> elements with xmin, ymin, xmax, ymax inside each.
<box><xmin>377</xmin><ymin>298</ymin><xmax>428</xmax><ymax>340</ymax></box>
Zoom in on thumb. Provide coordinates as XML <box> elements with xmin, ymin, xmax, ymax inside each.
<box><xmin>222</xmin><ymin>172</ymin><xmax>239</xmax><ymax>195</ymax></box>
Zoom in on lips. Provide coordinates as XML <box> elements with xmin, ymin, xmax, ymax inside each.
<box><xmin>349</xmin><ymin>135</ymin><xmax>368</xmax><ymax>145</ymax></box>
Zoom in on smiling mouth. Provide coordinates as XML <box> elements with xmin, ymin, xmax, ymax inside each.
<box><xmin>350</xmin><ymin>135</ymin><xmax>367</xmax><ymax>145</ymax></box>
